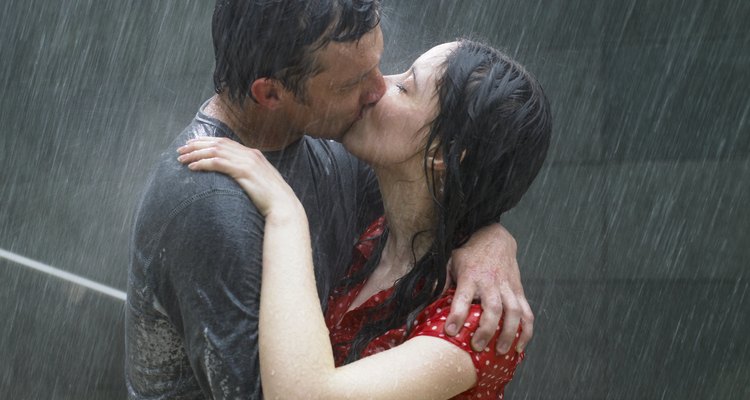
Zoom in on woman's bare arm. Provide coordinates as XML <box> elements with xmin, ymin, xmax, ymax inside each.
<box><xmin>259</xmin><ymin>210</ymin><xmax>476</xmax><ymax>400</ymax></box>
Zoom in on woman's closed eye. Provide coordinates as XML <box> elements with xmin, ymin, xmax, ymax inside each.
<box><xmin>395</xmin><ymin>82</ymin><xmax>407</xmax><ymax>94</ymax></box>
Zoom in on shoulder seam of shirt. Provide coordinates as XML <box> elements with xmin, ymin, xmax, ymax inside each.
<box><xmin>138</xmin><ymin>188</ymin><xmax>249</xmax><ymax>268</ymax></box>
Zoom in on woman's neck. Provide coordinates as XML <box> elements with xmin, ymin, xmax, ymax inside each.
<box><xmin>374</xmin><ymin>164</ymin><xmax>437</xmax><ymax>277</ymax></box>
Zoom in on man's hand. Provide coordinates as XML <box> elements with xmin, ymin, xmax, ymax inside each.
<box><xmin>445</xmin><ymin>224</ymin><xmax>533</xmax><ymax>354</ymax></box>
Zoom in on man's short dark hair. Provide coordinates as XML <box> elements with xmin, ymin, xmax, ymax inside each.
<box><xmin>212</xmin><ymin>0</ymin><xmax>381</xmax><ymax>104</ymax></box>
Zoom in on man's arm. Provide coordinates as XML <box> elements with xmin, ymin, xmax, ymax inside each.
<box><xmin>156</xmin><ymin>191</ymin><xmax>265</xmax><ymax>399</ymax></box>
<box><xmin>445</xmin><ymin>223</ymin><xmax>534</xmax><ymax>354</ymax></box>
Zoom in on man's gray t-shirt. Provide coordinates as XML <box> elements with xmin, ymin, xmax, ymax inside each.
<box><xmin>125</xmin><ymin>105</ymin><xmax>381</xmax><ymax>399</ymax></box>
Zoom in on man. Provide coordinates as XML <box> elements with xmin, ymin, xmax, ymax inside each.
<box><xmin>126</xmin><ymin>1</ymin><xmax>533</xmax><ymax>399</ymax></box>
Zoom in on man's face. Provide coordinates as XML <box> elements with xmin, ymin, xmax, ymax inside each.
<box><xmin>283</xmin><ymin>25</ymin><xmax>386</xmax><ymax>140</ymax></box>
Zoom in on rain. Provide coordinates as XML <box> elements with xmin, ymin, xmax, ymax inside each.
<box><xmin>1</xmin><ymin>0</ymin><xmax>748</xmax><ymax>398</ymax></box>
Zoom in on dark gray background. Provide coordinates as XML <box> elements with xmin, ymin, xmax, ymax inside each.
<box><xmin>1</xmin><ymin>1</ymin><xmax>748</xmax><ymax>398</ymax></box>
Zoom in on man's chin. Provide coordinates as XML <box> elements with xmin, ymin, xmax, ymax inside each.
<box><xmin>305</xmin><ymin>129</ymin><xmax>346</xmax><ymax>142</ymax></box>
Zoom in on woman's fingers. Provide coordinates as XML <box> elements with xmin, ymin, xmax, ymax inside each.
<box><xmin>177</xmin><ymin>137</ymin><xmax>262</xmax><ymax>172</ymax></box>
<box><xmin>178</xmin><ymin>136</ymin><xmax>246</xmax><ymax>157</ymax></box>
<box><xmin>178</xmin><ymin>137</ymin><xmax>220</xmax><ymax>153</ymax></box>
<box><xmin>177</xmin><ymin>138</ymin><xmax>223</xmax><ymax>164</ymax></box>
<box><xmin>177</xmin><ymin>137</ymin><xmax>298</xmax><ymax>217</ymax></box>
<box><xmin>177</xmin><ymin>147</ymin><xmax>220</xmax><ymax>164</ymax></box>
<box><xmin>185</xmin><ymin>156</ymin><xmax>234</xmax><ymax>175</ymax></box>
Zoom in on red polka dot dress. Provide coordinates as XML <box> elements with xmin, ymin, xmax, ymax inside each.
<box><xmin>325</xmin><ymin>217</ymin><xmax>524</xmax><ymax>399</ymax></box>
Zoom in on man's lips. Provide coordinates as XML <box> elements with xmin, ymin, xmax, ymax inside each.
<box><xmin>355</xmin><ymin>104</ymin><xmax>374</xmax><ymax>121</ymax></box>
<box><xmin>343</xmin><ymin>107</ymin><xmax>366</xmax><ymax>134</ymax></box>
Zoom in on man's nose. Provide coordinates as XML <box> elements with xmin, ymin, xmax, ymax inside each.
<box><xmin>362</xmin><ymin>70</ymin><xmax>386</xmax><ymax>106</ymax></box>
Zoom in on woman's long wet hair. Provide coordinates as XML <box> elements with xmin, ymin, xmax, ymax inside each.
<box><xmin>338</xmin><ymin>39</ymin><xmax>552</xmax><ymax>363</ymax></box>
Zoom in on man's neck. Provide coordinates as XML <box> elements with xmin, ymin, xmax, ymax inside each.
<box><xmin>203</xmin><ymin>94</ymin><xmax>304</xmax><ymax>151</ymax></box>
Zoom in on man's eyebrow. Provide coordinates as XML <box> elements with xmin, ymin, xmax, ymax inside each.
<box><xmin>343</xmin><ymin>59</ymin><xmax>381</xmax><ymax>87</ymax></box>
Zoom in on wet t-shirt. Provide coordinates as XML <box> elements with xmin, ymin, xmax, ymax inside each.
<box><xmin>326</xmin><ymin>217</ymin><xmax>524</xmax><ymax>400</ymax></box>
<box><xmin>125</xmin><ymin>101</ymin><xmax>381</xmax><ymax>399</ymax></box>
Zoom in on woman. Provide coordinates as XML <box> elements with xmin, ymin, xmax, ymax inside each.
<box><xmin>178</xmin><ymin>40</ymin><xmax>551</xmax><ymax>399</ymax></box>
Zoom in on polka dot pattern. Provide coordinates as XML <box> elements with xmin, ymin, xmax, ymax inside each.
<box><xmin>409</xmin><ymin>297</ymin><xmax>524</xmax><ymax>399</ymax></box>
<box><xmin>325</xmin><ymin>217</ymin><xmax>525</xmax><ymax>399</ymax></box>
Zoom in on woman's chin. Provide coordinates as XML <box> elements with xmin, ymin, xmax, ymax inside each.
<box><xmin>341</xmin><ymin>134</ymin><xmax>375</xmax><ymax>165</ymax></box>
<box><xmin>341</xmin><ymin>130</ymin><xmax>362</xmax><ymax>154</ymax></box>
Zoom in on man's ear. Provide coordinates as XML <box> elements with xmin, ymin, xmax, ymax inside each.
<box><xmin>250</xmin><ymin>78</ymin><xmax>283</xmax><ymax>110</ymax></box>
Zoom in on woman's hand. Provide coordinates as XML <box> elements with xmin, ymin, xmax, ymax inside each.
<box><xmin>177</xmin><ymin>137</ymin><xmax>303</xmax><ymax>220</ymax></box>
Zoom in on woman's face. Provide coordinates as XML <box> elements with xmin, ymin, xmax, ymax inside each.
<box><xmin>342</xmin><ymin>42</ymin><xmax>458</xmax><ymax>169</ymax></box>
